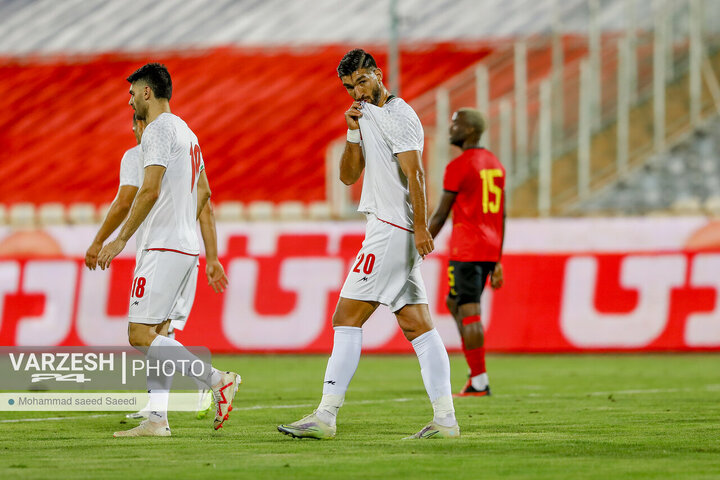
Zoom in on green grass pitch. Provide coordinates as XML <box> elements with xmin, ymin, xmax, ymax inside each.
<box><xmin>1</xmin><ymin>354</ymin><xmax>718</xmax><ymax>479</ymax></box>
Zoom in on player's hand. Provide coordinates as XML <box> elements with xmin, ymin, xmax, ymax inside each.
<box><xmin>85</xmin><ymin>241</ymin><xmax>102</xmax><ymax>270</ymax></box>
<box><xmin>97</xmin><ymin>238</ymin><xmax>126</xmax><ymax>270</ymax></box>
<box><xmin>205</xmin><ymin>259</ymin><xmax>229</xmax><ymax>293</ymax></box>
<box><xmin>490</xmin><ymin>262</ymin><xmax>504</xmax><ymax>289</ymax></box>
<box><xmin>414</xmin><ymin>226</ymin><xmax>435</xmax><ymax>258</ymax></box>
<box><xmin>345</xmin><ymin>101</ymin><xmax>363</xmax><ymax>130</ymax></box>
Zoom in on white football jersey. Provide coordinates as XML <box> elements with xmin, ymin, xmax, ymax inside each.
<box><xmin>137</xmin><ymin>113</ymin><xmax>204</xmax><ymax>255</ymax></box>
<box><xmin>118</xmin><ymin>144</ymin><xmax>145</xmax><ymax>250</ymax></box>
<box><xmin>118</xmin><ymin>145</ymin><xmax>143</xmax><ymax>188</ymax></box>
<box><xmin>357</xmin><ymin>98</ymin><xmax>424</xmax><ymax>231</ymax></box>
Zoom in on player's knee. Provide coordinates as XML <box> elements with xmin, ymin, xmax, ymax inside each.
<box><xmin>396</xmin><ymin>308</ymin><xmax>433</xmax><ymax>341</ymax></box>
<box><xmin>331</xmin><ymin>310</ymin><xmax>363</xmax><ymax>328</ymax></box>
<box><xmin>400</xmin><ymin>320</ymin><xmax>432</xmax><ymax>341</ymax></box>
<box><xmin>445</xmin><ymin>296</ymin><xmax>457</xmax><ymax>315</ymax></box>
<box><xmin>464</xmin><ymin>328</ymin><xmax>484</xmax><ymax>349</ymax></box>
<box><xmin>128</xmin><ymin>324</ymin><xmax>153</xmax><ymax>348</ymax></box>
<box><xmin>460</xmin><ymin>311</ymin><xmax>485</xmax><ymax>349</ymax></box>
<box><xmin>457</xmin><ymin>301</ymin><xmax>481</xmax><ymax>319</ymax></box>
<box><xmin>127</xmin><ymin>330</ymin><xmax>143</xmax><ymax>347</ymax></box>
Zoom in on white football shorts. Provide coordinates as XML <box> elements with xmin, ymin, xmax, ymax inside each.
<box><xmin>340</xmin><ymin>214</ymin><xmax>427</xmax><ymax>312</ymax></box>
<box><xmin>128</xmin><ymin>249</ymin><xmax>199</xmax><ymax>326</ymax></box>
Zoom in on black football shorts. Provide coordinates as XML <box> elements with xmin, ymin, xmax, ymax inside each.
<box><xmin>447</xmin><ymin>261</ymin><xmax>496</xmax><ymax>306</ymax></box>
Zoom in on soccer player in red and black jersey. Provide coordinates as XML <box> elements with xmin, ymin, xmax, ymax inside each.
<box><xmin>429</xmin><ymin>108</ymin><xmax>505</xmax><ymax>397</ymax></box>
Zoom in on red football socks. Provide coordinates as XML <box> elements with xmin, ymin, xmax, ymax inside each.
<box><xmin>461</xmin><ymin>315</ymin><xmax>486</xmax><ymax>377</ymax></box>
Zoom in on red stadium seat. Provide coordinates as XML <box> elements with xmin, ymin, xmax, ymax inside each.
<box><xmin>0</xmin><ymin>44</ymin><xmax>492</xmax><ymax>208</ymax></box>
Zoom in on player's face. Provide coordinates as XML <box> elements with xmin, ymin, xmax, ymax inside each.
<box><xmin>132</xmin><ymin>118</ymin><xmax>146</xmax><ymax>145</ymax></box>
<box><xmin>128</xmin><ymin>81</ymin><xmax>149</xmax><ymax>118</ymax></box>
<box><xmin>449</xmin><ymin>112</ymin><xmax>469</xmax><ymax>147</ymax></box>
<box><xmin>341</xmin><ymin>68</ymin><xmax>383</xmax><ymax>105</ymax></box>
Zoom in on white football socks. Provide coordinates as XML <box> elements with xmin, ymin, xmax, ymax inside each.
<box><xmin>316</xmin><ymin>326</ymin><xmax>362</xmax><ymax>426</ymax></box>
<box><xmin>144</xmin><ymin>331</ymin><xmax>176</xmax><ymax>421</ymax></box>
<box><xmin>411</xmin><ymin>329</ymin><xmax>457</xmax><ymax>428</ymax></box>
<box><xmin>147</xmin><ymin>335</ymin><xmax>222</xmax><ymax>389</ymax></box>
<box><xmin>146</xmin><ymin>362</ymin><xmax>172</xmax><ymax>421</ymax></box>
<box><xmin>471</xmin><ymin>372</ymin><xmax>490</xmax><ymax>390</ymax></box>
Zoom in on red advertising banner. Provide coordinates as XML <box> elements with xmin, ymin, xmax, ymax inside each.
<box><xmin>1</xmin><ymin>218</ymin><xmax>719</xmax><ymax>352</ymax></box>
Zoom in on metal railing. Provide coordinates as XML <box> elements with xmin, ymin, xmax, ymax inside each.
<box><xmin>326</xmin><ymin>0</ymin><xmax>720</xmax><ymax>218</ymax></box>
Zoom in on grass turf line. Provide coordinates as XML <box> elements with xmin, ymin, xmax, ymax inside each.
<box><xmin>0</xmin><ymin>354</ymin><xmax>719</xmax><ymax>480</ymax></box>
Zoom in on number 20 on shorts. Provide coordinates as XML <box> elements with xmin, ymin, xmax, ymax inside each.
<box><xmin>353</xmin><ymin>253</ymin><xmax>376</xmax><ymax>275</ymax></box>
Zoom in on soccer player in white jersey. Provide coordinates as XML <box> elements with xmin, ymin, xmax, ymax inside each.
<box><xmin>85</xmin><ymin>113</ymin><xmax>228</xmax><ymax>421</ymax></box>
<box><xmin>96</xmin><ymin>63</ymin><xmax>240</xmax><ymax>437</ymax></box>
<box><xmin>278</xmin><ymin>49</ymin><xmax>459</xmax><ymax>440</ymax></box>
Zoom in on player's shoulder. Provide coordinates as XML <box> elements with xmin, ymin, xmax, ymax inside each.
<box><xmin>145</xmin><ymin>113</ymin><xmax>179</xmax><ymax>134</ymax></box>
<box><xmin>464</xmin><ymin>147</ymin><xmax>501</xmax><ymax>164</ymax></box>
<box><xmin>121</xmin><ymin>144</ymin><xmax>142</xmax><ymax>163</ymax></box>
<box><xmin>384</xmin><ymin>97</ymin><xmax>418</xmax><ymax>119</ymax></box>
<box><xmin>479</xmin><ymin>148</ymin><xmax>504</xmax><ymax>170</ymax></box>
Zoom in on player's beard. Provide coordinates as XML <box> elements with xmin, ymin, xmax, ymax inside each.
<box><xmin>450</xmin><ymin>137</ymin><xmax>464</xmax><ymax>148</ymax></box>
<box><xmin>370</xmin><ymin>85</ymin><xmax>382</xmax><ymax>105</ymax></box>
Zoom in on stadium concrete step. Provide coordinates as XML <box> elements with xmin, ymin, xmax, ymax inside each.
<box><xmin>508</xmin><ymin>48</ymin><xmax>720</xmax><ymax>217</ymax></box>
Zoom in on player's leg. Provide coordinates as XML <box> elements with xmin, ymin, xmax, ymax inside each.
<box><xmin>127</xmin><ymin>320</ymin><xmax>174</xmax><ymax>421</ymax></box>
<box><xmin>279</xmin><ymin>216</ymin><xmax>393</xmax><ymax>438</ymax></box>
<box><xmin>277</xmin><ymin>297</ymin><xmax>377</xmax><ymax>439</ymax></box>
<box><xmin>165</xmin><ymin>262</ymin><xmax>212</xmax><ymax>419</ymax></box>
<box><xmin>453</xmin><ymin>261</ymin><xmax>494</xmax><ymax>397</ymax></box>
<box><xmin>114</xmin><ymin>320</ymin><xmax>174</xmax><ymax>437</ymax></box>
<box><xmin>395</xmin><ymin>303</ymin><xmax>459</xmax><ymax>439</ymax></box>
<box><xmin>117</xmin><ymin>251</ymin><xmax>239</xmax><ymax>436</ymax></box>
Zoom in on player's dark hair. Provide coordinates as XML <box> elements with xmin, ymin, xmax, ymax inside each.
<box><xmin>337</xmin><ymin>49</ymin><xmax>377</xmax><ymax>77</ymax></box>
<box><xmin>126</xmin><ymin>63</ymin><xmax>172</xmax><ymax>100</ymax></box>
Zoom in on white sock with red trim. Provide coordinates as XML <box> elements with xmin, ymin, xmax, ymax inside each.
<box><xmin>315</xmin><ymin>326</ymin><xmax>362</xmax><ymax>427</ymax></box>
<box><xmin>411</xmin><ymin>329</ymin><xmax>457</xmax><ymax>428</ymax></box>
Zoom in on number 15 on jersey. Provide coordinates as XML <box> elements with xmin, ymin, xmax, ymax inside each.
<box><xmin>479</xmin><ymin>168</ymin><xmax>503</xmax><ymax>214</ymax></box>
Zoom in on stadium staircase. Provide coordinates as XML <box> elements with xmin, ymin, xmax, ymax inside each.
<box><xmin>511</xmin><ymin>42</ymin><xmax>720</xmax><ymax>216</ymax></box>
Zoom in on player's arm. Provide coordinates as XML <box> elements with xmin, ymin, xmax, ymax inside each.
<box><xmin>428</xmin><ymin>191</ymin><xmax>457</xmax><ymax>239</ymax></box>
<box><xmin>491</xmin><ymin>198</ymin><xmax>506</xmax><ymax>289</ymax></box>
<box><xmin>339</xmin><ymin>101</ymin><xmax>365</xmax><ymax>185</ymax></box>
<box><xmin>97</xmin><ymin>165</ymin><xmax>166</xmax><ymax>269</ymax></box>
<box><xmin>196</xmin><ymin>169</ymin><xmax>211</xmax><ymax>220</ymax></box>
<box><xmin>85</xmin><ymin>185</ymin><xmax>138</xmax><ymax>270</ymax></box>
<box><xmin>198</xmin><ymin>199</ymin><xmax>228</xmax><ymax>293</ymax></box>
<box><xmin>397</xmin><ymin>150</ymin><xmax>434</xmax><ymax>257</ymax></box>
